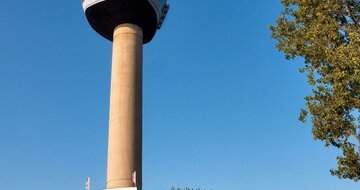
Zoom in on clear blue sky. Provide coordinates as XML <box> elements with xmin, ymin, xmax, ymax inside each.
<box><xmin>0</xmin><ymin>1</ymin><xmax>358</xmax><ymax>190</ymax></box>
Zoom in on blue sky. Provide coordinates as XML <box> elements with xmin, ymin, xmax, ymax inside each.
<box><xmin>0</xmin><ymin>0</ymin><xmax>358</xmax><ymax>190</ymax></box>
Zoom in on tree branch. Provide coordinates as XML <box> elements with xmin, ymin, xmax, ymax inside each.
<box><xmin>344</xmin><ymin>0</ymin><xmax>360</xmax><ymax>30</ymax></box>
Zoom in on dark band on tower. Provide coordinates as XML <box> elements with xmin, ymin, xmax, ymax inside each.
<box><xmin>84</xmin><ymin>0</ymin><xmax>169</xmax><ymax>44</ymax></box>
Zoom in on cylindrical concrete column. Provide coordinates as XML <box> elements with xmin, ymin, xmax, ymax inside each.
<box><xmin>106</xmin><ymin>23</ymin><xmax>143</xmax><ymax>190</ymax></box>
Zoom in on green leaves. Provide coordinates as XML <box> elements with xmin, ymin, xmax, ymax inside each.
<box><xmin>271</xmin><ymin>0</ymin><xmax>360</xmax><ymax>181</ymax></box>
<box><xmin>331</xmin><ymin>145</ymin><xmax>360</xmax><ymax>181</ymax></box>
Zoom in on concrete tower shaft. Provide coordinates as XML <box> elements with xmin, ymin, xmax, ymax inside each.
<box><xmin>107</xmin><ymin>24</ymin><xmax>143</xmax><ymax>190</ymax></box>
<box><xmin>81</xmin><ymin>1</ymin><xmax>169</xmax><ymax>189</ymax></box>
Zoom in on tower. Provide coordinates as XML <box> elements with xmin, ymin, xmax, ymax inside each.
<box><xmin>81</xmin><ymin>1</ymin><xmax>169</xmax><ymax>189</ymax></box>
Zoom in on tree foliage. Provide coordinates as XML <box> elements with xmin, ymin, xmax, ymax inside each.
<box><xmin>270</xmin><ymin>0</ymin><xmax>360</xmax><ymax>181</ymax></box>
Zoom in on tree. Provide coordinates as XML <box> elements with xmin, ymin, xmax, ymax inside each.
<box><xmin>270</xmin><ymin>0</ymin><xmax>360</xmax><ymax>181</ymax></box>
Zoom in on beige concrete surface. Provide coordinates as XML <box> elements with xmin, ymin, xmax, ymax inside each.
<box><xmin>106</xmin><ymin>24</ymin><xmax>143</xmax><ymax>190</ymax></box>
